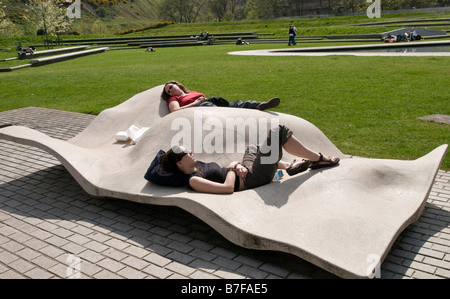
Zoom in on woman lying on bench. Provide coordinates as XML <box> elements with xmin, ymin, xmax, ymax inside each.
<box><xmin>161</xmin><ymin>81</ymin><xmax>280</xmax><ymax>113</ymax></box>
<box><xmin>160</xmin><ymin>125</ymin><xmax>340</xmax><ymax>194</ymax></box>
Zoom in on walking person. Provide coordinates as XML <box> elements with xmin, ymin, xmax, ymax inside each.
<box><xmin>288</xmin><ymin>24</ymin><xmax>297</xmax><ymax>46</ymax></box>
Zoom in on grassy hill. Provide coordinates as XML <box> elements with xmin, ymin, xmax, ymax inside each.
<box><xmin>119</xmin><ymin>10</ymin><xmax>450</xmax><ymax>38</ymax></box>
<box><xmin>88</xmin><ymin>0</ymin><xmax>158</xmax><ymax>28</ymax></box>
<box><xmin>2</xmin><ymin>0</ymin><xmax>158</xmax><ymax>34</ymax></box>
<box><xmin>1</xmin><ymin>9</ymin><xmax>449</xmax><ymax>49</ymax></box>
<box><xmin>3</xmin><ymin>0</ymin><xmax>450</xmax><ymax>38</ymax></box>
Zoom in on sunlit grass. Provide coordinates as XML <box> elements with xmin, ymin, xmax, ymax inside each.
<box><xmin>0</xmin><ymin>43</ymin><xmax>448</xmax><ymax>169</ymax></box>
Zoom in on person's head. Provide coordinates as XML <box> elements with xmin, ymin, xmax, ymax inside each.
<box><xmin>161</xmin><ymin>145</ymin><xmax>195</xmax><ymax>174</ymax></box>
<box><xmin>161</xmin><ymin>81</ymin><xmax>190</xmax><ymax>102</ymax></box>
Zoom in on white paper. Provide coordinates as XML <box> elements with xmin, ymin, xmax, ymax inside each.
<box><xmin>114</xmin><ymin>131</ymin><xmax>130</xmax><ymax>142</ymax></box>
<box><xmin>115</xmin><ymin>122</ymin><xmax>150</xmax><ymax>144</ymax></box>
<box><xmin>126</xmin><ymin>122</ymin><xmax>150</xmax><ymax>145</ymax></box>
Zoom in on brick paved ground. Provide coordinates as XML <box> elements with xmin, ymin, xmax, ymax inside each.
<box><xmin>0</xmin><ymin>107</ymin><xmax>449</xmax><ymax>279</ymax></box>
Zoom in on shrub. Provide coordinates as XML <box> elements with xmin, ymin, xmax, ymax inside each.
<box><xmin>116</xmin><ymin>21</ymin><xmax>175</xmax><ymax>35</ymax></box>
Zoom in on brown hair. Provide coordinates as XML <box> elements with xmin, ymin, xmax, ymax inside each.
<box><xmin>161</xmin><ymin>81</ymin><xmax>190</xmax><ymax>102</ymax></box>
<box><xmin>161</xmin><ymin>145</ymin><xmax>185</xmax><ymax>173</ymax></box>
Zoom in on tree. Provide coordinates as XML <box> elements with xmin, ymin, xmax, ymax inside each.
<box><xmin>0</xmin><ymin>2</ymin><xmax>8</xmax><ymax>30</ymax></box>
<box><xmin>25</xmin><ymin>0</ymin><xmax>73</xmax><ymax>41</ymax></box>
<box><xmin>0</xmin><ymin>1</ymin><xmax>20</xmax><ymax>37</ymax></box>
<box><xmin>155</xmin><ymin>0</ymin><xmax>207</xmax><ymax>23</ymax></box>
<box><xmin>381</xmin><ymin>0</ymin><xmax>405</xmax><ymax>10</ymax></box>
<box><xmin>0</xmin><ymin>2</ymin><xmax>9</xmax><ymax>33</ymax></box>
<box><xmin>207</xmin><ymin>0</ymin><xmax>246</xmax><ymax>21</ymax></box>
<box><xmin>404</xmin><ymin>0</ymin><xmax>438</xmax><ymax>8</ymax></box>
<box><xmin>246</xmin><ymin>0</ymin><xmax>279</xmax><ymax>19</ymax></box>
<box><xmin>228</xmin><ymin>0</ymin><xmax>247</xmax><ymax>19</ymax></box>
<box><xmin>208</xmin><ymin>0</ymin><xmax>228</xmax><ymax>21</ymax></box>
<box><xmin>336</xmin><ymin>0</ymin><xmax>366</xmax><ymax>13</ymax></box>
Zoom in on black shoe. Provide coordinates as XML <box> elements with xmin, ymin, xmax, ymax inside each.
<box><xmin>257</xmin><ymin>97</ymin><xmax>280</xmax><ymax>111</ymax></box>
<box><xmin>286</xmin><ymin>159</ymin><xmax>311</xmax><ymax>176</ymax></box>
<box><xmin>309</xmin><ymin>153</ymin><xmax>340</xmax><ymax>170</ymax></box>
<box><xmin>0</xmin><ymin>123</ymin><xmax>12</xmax><ymax>129</ymax></box>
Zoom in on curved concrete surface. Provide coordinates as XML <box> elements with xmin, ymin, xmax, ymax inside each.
<box><xmin>229</xmin><ymin>40</ymin><xmax>450</xmax><ymax>57</ymax></box>
<box><xmin>0</xmin><ymin>85</ymin><xmax>447</xmax><ymax>278</ymax></box>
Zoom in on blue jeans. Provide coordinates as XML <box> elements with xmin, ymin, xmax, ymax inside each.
<box><xmin>229</xmin><ymin>100</ymin><xmax>260</xmax><ymax>109</ymax></box>
<box><xmin>289</xmin><ymin>34</ymin><xmax>296</xmax><ymax>46</ymax></box>
<box><xmin>200</xmin><ymin>100</ymin><xmax>260</xmax><ymax>109</ymax></box>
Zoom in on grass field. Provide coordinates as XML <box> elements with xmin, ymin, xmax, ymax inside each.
<box><xmin>1</xmin><ymin>42</ymin><xmax>448</xmax><ymax>170</ymax></box>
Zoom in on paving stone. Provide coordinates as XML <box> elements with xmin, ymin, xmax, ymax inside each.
<box><xmin>0</xmin><ymin>107</ymin><xmax>449</xmax><ymax>279</ymax></box>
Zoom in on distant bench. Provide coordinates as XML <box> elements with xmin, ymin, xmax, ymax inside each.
<box><xmin>43</xmin><ymin>32</ymin><xmax>257</xmax><ymax>48</ymax></box>
<box><xmin>130</xmin><ymin>38</ymin><xmax>202</xmax><ymax>47</ymax></box>
<box><xmin>30</xmin><ymin>47</ymin><xmax>109</xmax><ymax>67</ymax></box>
<box><xmin>0</xmin><ymin>46</ymin><xmax>90</xmax><ymax>62</ymax></box>
<box><xmin>139</xmin><ymin>42</ymin><xmax>203</xmax><ymax>48</ymax></box>
<box><xmin>18</xmin><ymin>46</ymin><xmax>89</xmax><ymax>60</ymax></box>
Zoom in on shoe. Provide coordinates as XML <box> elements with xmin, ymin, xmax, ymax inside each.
<box><xmin>286</xmin><ymin>159</ymin><xmax>311</xmax><ymax>176</ymax></box>
<box><xmin>309</xmin><ymin>153</ymin><xmax>340</xmax><ymax>170</ymax></box>
<box><xmin>257</xmin><ymin>97</ymin><xmax>280</xmax><ymax>111</ymax></box>
<box><xmin>0</xmin><ymin>123</ymin><xmax>12</xmax><ymax>129</ymax></box>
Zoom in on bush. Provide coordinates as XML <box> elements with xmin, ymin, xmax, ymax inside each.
<box><xmin>96</xmin><ymin>7</ymin><xmax>106</xmax><ymax>18</ymax></box>
<box><xmin>116</xmin><ymin>21</ymin><xmax>176</xmax><ymax>35</ymax></box>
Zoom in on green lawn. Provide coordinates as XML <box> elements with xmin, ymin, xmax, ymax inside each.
<box><xmin>0</xmin><ymin>43</ymin><xmax>449</xmax><ymax>170</ymax></box>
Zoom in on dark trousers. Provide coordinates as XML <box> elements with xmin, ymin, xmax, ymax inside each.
<box><xmin>289</xmin><ymin>34</ymin><xmax>296</xmax><ymax>46</ymax></box>
<box><xmin>241</xmin><ymin>125</ymin><xmax>293</xmax><ymax>190</ymax></box>
<box><xmin>199</xmin><ymin>97</ymin><xmax>260</xmax><ymax>109</ymax></box>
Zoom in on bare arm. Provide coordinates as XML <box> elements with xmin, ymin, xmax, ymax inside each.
<box><xmin>189</xmin><ymin>171</ymin><xmax>236</xmax><ymax>194</ymax></box>
<box><xmin>168</xmin><ymin>97</ymin><xmax>206</xmax><ymax>113</ymax></box>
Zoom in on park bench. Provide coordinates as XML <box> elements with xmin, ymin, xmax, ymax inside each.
<box><xmin>129</xmin><ymin>38</ymin><xmax>201</xmax><ymax>47</ymax></box>
<box><xmin>46</xmin><ymin>32</ymin><xmax>258</xmax><ymax>49</ymax></box>
<box><xmin>17</xmin><ymin>45</ymin><xmax>89</xmax><ymax>59</ymax></box>
<box><xmin>30</xmin><ymin>47</ymin><xmax>109</xmax><ymax>67</ymax></box>
<box><xmin>0</xmin><ymin>46</ymin><xmax>89</xmax><ymax>62</ymax></box>
<box><xmin>0</xmin><ymin>64</ymin><xmax>32</xmax><ymax>72</ymax></box>
<box><xmin>139</xmin><ymin>42</ymin><xmax>203</xmax><ymax>48</ymax></box>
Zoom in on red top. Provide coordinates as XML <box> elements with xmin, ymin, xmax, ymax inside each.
<box><xmin>168</xmin><ymin>91</ymin><xmax>205</xmax><ymax>107</ymax></box>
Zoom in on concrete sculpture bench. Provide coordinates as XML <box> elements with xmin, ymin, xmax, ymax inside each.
<box><xmin>0</xmin><ymin>85</ymin><xmax>446</xmax><ymax>278</ymax></box>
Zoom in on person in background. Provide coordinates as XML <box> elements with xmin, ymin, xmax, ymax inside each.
<box><xmin>288</xmin><ymin>24</ymin><xmax>298</xmax><ymax>46</ymax></box>
<box><xmin>236</xmin><ymin>37</ymin><xmax>249</xmax><ymax>45</ymax></box>
<box><xmin>410</xmin><ymin>28</ymin><xmax>423</xmax><ymax>41</ymax></box>
<box><xmin>206</xmin><ymin>35</ymin><xmax>216</xmax><ymax>45</ymax></box>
